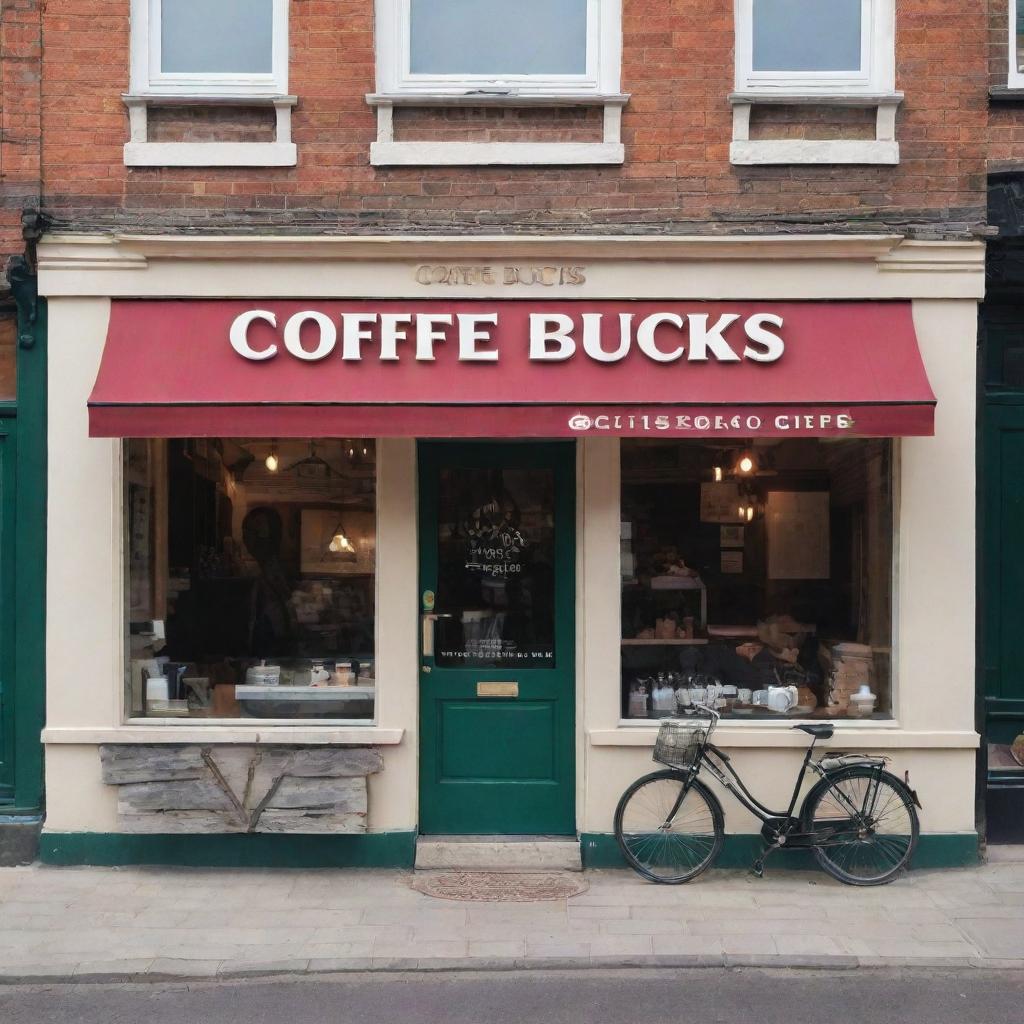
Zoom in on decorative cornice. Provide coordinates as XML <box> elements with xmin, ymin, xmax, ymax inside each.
<box><xmin>40</xmin><ymin>232</ymin><xmax>914</xmax><ymax>267</ymax></box>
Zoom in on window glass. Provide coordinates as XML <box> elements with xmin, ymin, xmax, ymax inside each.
<box><xmin>433</xmin><ymin>466</ymin><xmax>557</xmax><ymax>669</ymax></box>
<box><xmin>409</xmin><ymin>0</ymin><xmax>588</xmax><ymax>76</ymax></box>
<box><xmin>125</xmin><ymin>439</ymin><xmax>376</xmax><ymax>722</ymax></box>
<box><xmin>161</xmin><ymin>0</ymin><xmax>274</xmax><ymax>75</ymax></box>
<box><xmin>0</xmin><ymin>316</ymin><xmax>16</xmax><ymax>401</ymax></box>
<box><xmin>752</xmin><ymin>0</ymin><xmax>862</xmax><ymax>73</ymax></box>
<box><xmin>620</xmin><ymin>439</ymin><xmax>892</xmax><ymax>722</ymax></box>
<box><xmin>1017</xmin><ymin>1</ymin><xmax>1024</xmax><ymax>75</ymax></box>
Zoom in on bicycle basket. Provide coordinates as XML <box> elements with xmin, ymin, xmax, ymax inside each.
<box><xmin>653</xmin><ymin>716</ymin><xmax>713</xmax><ymax>771</ymax></box>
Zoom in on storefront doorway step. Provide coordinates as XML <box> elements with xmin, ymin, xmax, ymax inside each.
<box><xmin>415</xmin><ymin>836</ymin><xmax>583</xmax><ymax>872</ymax></box>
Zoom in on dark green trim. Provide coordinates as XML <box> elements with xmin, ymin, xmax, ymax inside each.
<box><xmin>580</xmin><ymin>832</ymin><xmax>981</xmax><ymax>871</ymax></box>
<box><xmin>4</xmin><ymin>279</ymin><xmax>46</xmax><ymax>814</ymax></box>
<box><xmin>39</xmin><ymin>831</ymin><xmax>417</xmax><ymax>868</ymax></box>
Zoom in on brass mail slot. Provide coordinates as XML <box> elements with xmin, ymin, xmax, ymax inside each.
<box><xmin>477</xmin><ymin>681</ymin><xmax>519</xmax><ymax>698</ymax></box>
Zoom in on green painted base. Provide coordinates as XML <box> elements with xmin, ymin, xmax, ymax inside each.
<box><xmin>40</xmin><ymin>831</ymin><xmax>417</xmax><ymax>869</ymax></box>
<box><xmin>581</xmin><ymin>832</ymin><xmax>980</xmax><ymax>871</ymax></box>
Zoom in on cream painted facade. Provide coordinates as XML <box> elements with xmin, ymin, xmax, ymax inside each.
<box><xmin>37</xmin><ymin>234</ymin><xmax>984</xmax><ymax>845</ymax></box>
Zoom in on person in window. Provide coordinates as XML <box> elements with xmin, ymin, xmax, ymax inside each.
<box><xmin>242</xmin><ymin>507</ymin><xmax>298</xmax><ymax>658</ymax></box>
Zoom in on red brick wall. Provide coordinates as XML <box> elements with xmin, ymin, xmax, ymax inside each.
<box><xmin>988</xmin><ymin>0</ymin><xmax>1024</xmax><ymax>174</ymax></box>
<box><xmin>31</xmin><ymin>1</ymin><xmax>990</xmax><ymax>238</ymax></box>
<box><xmin>1</xmin><ymin>0</ymin><xmax>42</xmax><ymax>279</ymax></box>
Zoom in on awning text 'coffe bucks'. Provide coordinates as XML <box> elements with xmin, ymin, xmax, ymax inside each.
<box><xmin>229</xmin><ymin>309</ymin><xmax>786</xmax><ymax>365</ymax></box>
<box><xmin>88</xmin><ymin>300</ymin><xmax>936</xmax><ymax>439</ymax></box>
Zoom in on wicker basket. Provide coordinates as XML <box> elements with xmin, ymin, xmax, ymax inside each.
<box><xmin>653</xmin><ymin>717</ymin><xmax>713</xmax><ymax>771</ymax></box>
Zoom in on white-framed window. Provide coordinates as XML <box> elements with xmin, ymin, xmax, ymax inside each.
<box><xmin>130</xmin><ymin>0</ymin><xmax>289</xmax><ymax>97</ymax></box>
<box><xmin>374</xmin><ymin>0</ymin><xmax>622</xmax><ymax>96</ymax></box>
<box><xmin>734</xmin><ymin>0</ymin><xmax>895</xmax><ymax>94</ymax></box>
<box><xmin>1010</xmin><ymin>0</ymin><xmax>1024</xmax><ymax>88</ymax></box>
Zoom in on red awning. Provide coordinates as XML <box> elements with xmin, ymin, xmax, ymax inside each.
<box><xmin>89</xmin><ymin>300</ymin><xmax>935</xmax><ymax>439</ymax></box>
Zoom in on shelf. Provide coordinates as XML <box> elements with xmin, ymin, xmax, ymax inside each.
<box><xmin>621</xmin><ymin>638</ymin><xmax>709</xmax><ymax>646</ymax></box>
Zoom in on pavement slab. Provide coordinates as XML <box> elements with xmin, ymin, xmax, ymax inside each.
<box><xmin>0</xmin><ymin>861</ymin><xmax>1023</xmax><ymax>981</ymax></box>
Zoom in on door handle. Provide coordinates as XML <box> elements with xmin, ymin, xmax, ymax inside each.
<box><xmin>421</xmin><ymin>613</ymin><xmax>454</xmax><ymax>659</ymax></box>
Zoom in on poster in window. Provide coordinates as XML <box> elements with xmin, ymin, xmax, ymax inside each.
<box><xmin>767</xmin><ymin>491</ymin><xmax>830</xmax><ymax>580</ymax></box>
<box><xmin>700</xmin><ymin>482</ymin><xmax>743</xmax><ymax>523</ymax></box>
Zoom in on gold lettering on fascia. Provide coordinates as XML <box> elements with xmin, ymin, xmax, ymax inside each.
<box><xmin>415</xmin><ymin>265</ymin><xmax>587</xmax><ymax>286</ymax></box>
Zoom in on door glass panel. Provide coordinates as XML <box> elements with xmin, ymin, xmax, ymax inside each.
<box><xmin>434</xmin><ymin>465</ymin><xmax>557</xmax><ymax>668</ymax></box>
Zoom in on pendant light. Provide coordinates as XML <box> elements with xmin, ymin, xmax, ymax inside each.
<box><xmin>265</xmin><ymin>441</ymin><xmax>280</xmax><ymax>473</ymax></box>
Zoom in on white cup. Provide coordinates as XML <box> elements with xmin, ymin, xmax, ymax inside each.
<box><xmin>146</xmin><ymin>676</ymin><xmax>169</xmax><ymax>702</ymax></box>
<box><xmin>738</xmin><ymin>688</ymin><xmax>752</xmax><ymax>704</ymax></box>
<box><xmin>768</xmin><ymin>686</ymin><xmax>798</xmax><ymax>713</ymax></box>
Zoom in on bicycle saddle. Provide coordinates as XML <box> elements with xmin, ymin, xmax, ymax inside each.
<box><xmin>793</xmin><ymin>723</ymin><xmax>834</xmax><ymax>740</ymax></box>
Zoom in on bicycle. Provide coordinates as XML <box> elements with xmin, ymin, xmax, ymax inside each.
<box><xmin>613</xmin><ymin>705</ymin><xmax>921</xmax><ymax>886</ymax></box>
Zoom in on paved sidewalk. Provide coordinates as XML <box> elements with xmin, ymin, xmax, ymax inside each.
<box><xmin>1</xmin><ymin>858</ymin><xmax>1023</xmax><ymax>983</ymax></box>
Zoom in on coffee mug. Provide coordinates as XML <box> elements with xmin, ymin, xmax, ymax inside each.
<box><xmin>768</xmin><ymin>685</ymin><xmax>798</xmax><ymax>713</ymax></box>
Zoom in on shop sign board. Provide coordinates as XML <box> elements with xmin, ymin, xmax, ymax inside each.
<box><xmin>89</xmin><ymin>300</ymin><xmax>936</xmax><ymax>438</ymax></box>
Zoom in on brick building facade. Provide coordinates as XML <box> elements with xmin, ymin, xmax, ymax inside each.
<box><xmin>1</xmin><ymin>2</ymin><xmax>1012</xmax><ymax>866</ymax></box>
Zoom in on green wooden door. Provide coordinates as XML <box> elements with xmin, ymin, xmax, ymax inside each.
<box><xmin>418</xmin><ymin>442</ymin><xmax>576</xmax><ymax>835</ymax></box>
<box><xmin>982</xmin><ymin>403</ymin><xmax>1024</xmax><ymax>757</ymax></box>
<box><xmin>0</xmin><ymin>422</ymin><xmax>16</xmax><ymax>802</ymax></box>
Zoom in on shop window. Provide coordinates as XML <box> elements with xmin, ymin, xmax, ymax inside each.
<box><xmin>620</xmin><ymin>439</ymin><xmax>893</xmax><ymax>723</ymax></box>
<box><xmin>1012</xmin><ymin>0</ymin><xmax>1024</xmax><ymax>88</ymax></box>
<box><xmin>124</xmin><ymin>439</ymin><xmax>377</xmax><ymax>723</ymax></box>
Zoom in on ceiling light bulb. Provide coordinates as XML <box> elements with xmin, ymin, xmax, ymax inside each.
<box><xmin>739</xmin><ymin>456</ymin><xmax>754</xmax><ymax>474</ymax></box>
<box><xmin>330</xmin><ymin>531</ymin><xmax>355</xmax><ymax>554</ymax></box>
<box><xmin>265</xmin><ymin>451</ymin><xmax>279</xmax><ymax>473</ymax></box>
<box><xmin>746</xmin><ymin>506</ymin><xmax>754</xmax><ymax>523</ymax></box>
<box><xmin>713</xmin><ymin>466</ymin><xmax>723</xmax><ymax>482</ymax></box>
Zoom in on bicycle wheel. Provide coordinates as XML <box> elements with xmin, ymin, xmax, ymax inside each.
<box><xmin>800</xmin><ymin>767</ymin><xmax>919</xmax><ymax>886</ymax></box>
<box><xmin>614</xmin><ymin>771</ymin><xmax>724</xmax><ymax>884</ymax></box>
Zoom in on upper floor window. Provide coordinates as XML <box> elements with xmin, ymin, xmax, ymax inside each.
<box><xmin>734</xmin><ymin>0</ymin><xmax>895</xmax><ymax>94</ymax></box>
<box><xmin>130</xmin><ymin>0</ymin><xmax>289</xmax><ymax>96</ymax></box>
<box><xmin>1011</xmin><ymin>1</ymin><xmax>1024</xmax><ymax>88</ymax></box>
<box><xmin>375</xmin><ymin>0</ymin><xmax>622</xmax><ymax>95</ymax></box>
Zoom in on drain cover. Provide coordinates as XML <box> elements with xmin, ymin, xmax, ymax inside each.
<box><xmin>412</xmin><ymin>871</ymin><xmax>589</xmax><ymax>902</ymax></box>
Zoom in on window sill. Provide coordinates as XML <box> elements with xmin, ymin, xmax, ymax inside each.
<box><xmin>366</xmin><ymin>91</ymin><xmax>629</xmax><ymax>108</ymax></box>
<box><xmin>122</xmin><ymin>94</ymin><xmax>298</xmax><ymax>168</ymax></box>
<box><xmin>124</xmin><ymin>142</ymin><xmax>297</xmax><ymax>168</ymax></box>
<box><xmin>367</xmin><ymin>92</ymin><xmax>628</xmax><ymax>167</ymax></box>
<box><xmin>589</xmin><ymin>726</ymin><xmax>980</xmax><ymax>749</ymax></box>
<box><xmin>730</xmin><ymin>140</ymin><xmax>899</xmax><ymax>166</ymax></box>
<box><xmin>728</xmin><ymin>91</ymin><xmax>902</xmax><ymax>167</ymax></box>
<box><xmin>990</xmin><ymin>86</ymin><xmax>1024</xmax><ymax>104</ymax></box>
<box><xmin>42</xmin><ymin>725</ymin><xmax>404</xmax><ymax>746</ymax></box>
<box><xmin>370</xmin><ymin>141</ymin><xmax>624</xmax><ymax>167</ymax></box>
<box><xmin>729</xmin><ymin>90</ymin><xmax>904</xmax><ymax>107</ymax></box>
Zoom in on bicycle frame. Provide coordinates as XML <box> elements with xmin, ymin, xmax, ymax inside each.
<box><xmin>674</xmin><ymin>708</ymin><xmax>889</xmax><ymax>850</ymax></box>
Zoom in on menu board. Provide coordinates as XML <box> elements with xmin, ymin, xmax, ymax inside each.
<box><xmin>767</xmin><ymin>491</ymin><xmax>830</xmax><ymax>580</ymax></box>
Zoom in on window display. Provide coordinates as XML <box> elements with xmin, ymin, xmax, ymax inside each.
<box><xmin>124</xmin><ymin>438</ymin><xmax>376</xmax><ymax>721</ymax></box>
<box><xmin>621</xmin><ymin>438</ymin><xmax>892</xmax><ymax>721</ymax></box>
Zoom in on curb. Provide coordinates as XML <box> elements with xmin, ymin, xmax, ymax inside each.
<box><xmin>3</xmin><ymin>953</ymin><xmax>1024</xmax><ymax>984</ymax></box>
